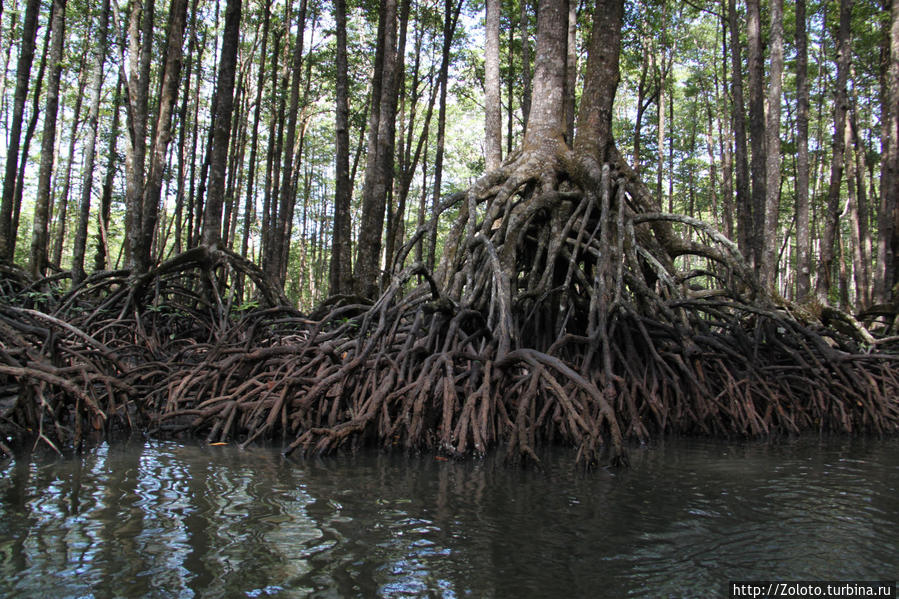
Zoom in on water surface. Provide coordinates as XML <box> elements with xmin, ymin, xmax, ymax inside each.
<box><xmin>1</xmin><ymin>437</ymin><xmax>897</xmax><ymax>597</ymax></box>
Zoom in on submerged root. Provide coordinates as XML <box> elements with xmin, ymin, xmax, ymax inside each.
<box><xmin>2</xmin><ymin>149</ymin><xmax>899</xmax><ymax>465</ymax></box>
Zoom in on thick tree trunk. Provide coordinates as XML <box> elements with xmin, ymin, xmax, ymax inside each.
<box><xmin>817</xmin><ymin>0</ymin><xmax>853</xmax><ymax>301</ymax></box>
<box><xmin>575</xmin><ymin>0</ymin><xmax>624</xmax><ymax>161</ymax></box>
<box><xmin>746</xmin><ymin>0</ymin><xmax>766</xmax><ymax>270</ymax></box>
<box><xmin>0</xmin><ymin>0</ymin><xmax>40</xmax><ymax>261</ymax></box>
<box><xmin>524</xmin><ymin>0</ymin><xmax>568</xmax><ymax>152</ymax></box>
<box><xmin>29</xmin><ymin>0</ymin><xmax>66</xmax><ymax>278</ymax></box>
<box><xmin>885</xmin><ymin>0</ymin><xmax>899</xmax><ymax>300</ymax></box>
<box><xmin>761</xmin><ymin>0</ymin><xmax>784</xmax><ymax>290</ymax></box>
<box><xmin>329</xmin><ymin>0</ymin><xmax>352</xmax><ymax>295</ymax></box>
<box><xmin>564</xmin><ymin>1</ymin><xmax>578</xmax><ymax>145</ymax></box>
<box><xmin>795</xmin><ymin>0</ymin><xmax>812</xmax><ymax>301</ymax></box>
<box><xmin>202</xmin><ymin>0</ymin><xmax>242</xmax><ymax>248</ymax></box>
<box><xmin>72</xmin><ymin>0</ymin><xmax>111</xmax><ymax>284</ymax></box>
<box><xmin>355</xmin><ymin>0</ymin><xmax>400</xmax><ymax>297</ymax></box>
<box><xmin>485</xmin><ymin>0</ymin><xmax>502</xmax><ymax>171</ymax></box>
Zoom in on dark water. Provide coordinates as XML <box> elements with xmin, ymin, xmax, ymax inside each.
<box><xmin>1</xmin><ymin>437</ymin><xmax>897</xmax><ymax>598</ymax></box>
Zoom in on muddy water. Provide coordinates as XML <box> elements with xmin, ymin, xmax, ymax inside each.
<box><xmin>1</xmin><ymin>437</ymin><xmax>897</xmax><ymax>597</ymax></box>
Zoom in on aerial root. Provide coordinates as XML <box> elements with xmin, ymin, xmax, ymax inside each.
<box><xmin>2</xmin><ymin>153</ymin><xmax>898</xmax><ymax>464</ymax></box>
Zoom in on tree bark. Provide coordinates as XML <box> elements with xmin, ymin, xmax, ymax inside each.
<box><xmin>564</xmin><ymin>0</ymin><xmax>578</xmax><ymax>145</ymax></box>
<box><xmin>524</xmin><ymin>0</ymin><xmax>568</xmax><ymax>151</ymax></box>
<box><xmin>746</xmin><ymin>0</ymin><xmax>766</xmax><ymax>271</ymax></box>
<box><xmin>885</xmin><ymin>0</ymin><xmax>899</xmax><ymax>300</ymax></box>
<box><xmin>0</xmin><ymin>0</ymin><xmax>40</xmax><ymax>261</ymax></box>
<box><xmin>795</xmin><ymin>0</ymin><xmax>812</xmax><ymax>301</ymax></box>
<box><xmin>355</xmin><ymin>0</ymin><xmax>400</xmax><ymax>297</ymax></box>
<box><xmin>52</xmin><ymin>42</ymin><xmax>90</xmax><ymax>269</ymax></box>
<box><xmin>520</xmin><ymin>0</ymin><xmax>532</xmax><ymax>129</ymax></box>
<box><xmin>427</xmin><ymin>0</ymin><xmax>462</xmax><ymax>272</ymax></box>
<box><xmin>817</xmin><ymin>0</ymin><xmax>853</xmax><ymax>301</ymax></box>
<box><xmin>241</xmin><ymin>3</ymin><xmax>270</xmax><ymax>262</ymax></box>
<box><xmin>575</xmin><ymin>0</ymin><xmax>624</xmax><ymax>161</ymax></box>
<box><xmin>485</xmin><ymin>0</ymin><xmax>502</xmax><ymax>171</ymax></box>
<box><xmin>329</xmin><ymin>0</ymin><xmax>352</xmax><ymax>295</ymax></box>
<box><xmin>29</xmin><ymin>0</ymin><xmax>66</xmax><ymax>278</ymax></box>
<box><xmin>270</xmin><ymin>0</ymin><xmax>308</xmax><ymax>286</ymax></box>
<box><xmin>728</xmin><ymin>0</ymin><xmax>751</xmax><ymax>261</ymax></box>
<box><xmin>761</xmin><ymin>0</ymin><xmax>784</xmax><ymax>290</ymax></box>
<box><xmin>202</xmin><ymin>0</ymin><xmax>242</xmax><ymax>248</ymax></box>
<box><xmin>95</xmin><ymin>76</ymin><xmax>121</xmax><ymax>272</ymax></box>
<box><xmin>72</xmin><ymin>0</ymin><xmax>112</xmax><ymax>284</ymax></box>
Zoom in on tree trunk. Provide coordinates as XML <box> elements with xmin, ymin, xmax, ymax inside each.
<box><xmin>817</xmin><ymin>0</ymin><xmax>853</xmax><ymax>301</ymax></box>
<box><xmin>355</xmin><ymin>0</ymin><xmax>400</xmax><ymax>297</ymax></box>
<box><xmin>52</xmin><ymin>42</ymin><xmax>90</xmax><ymax>269</ymax></box>
<box><xmin>0</xmin><ymin>0</ymin><xmax>40</xmax><ymax>261</ymax></box>
<box><xmin>761</xmin><ymin>0</ymin><xmax>784</xmax><ymax>290</ymax></box>
<box><xmin>575</xmin><ymin>0</ymin><xmax>623</xmax><ymax>161</ymax></box>
<box><xmin>520</xmin><ymin>0</ymin><xmax>532</xmax><ymax>129</ymax></box>
<box><xmin>29</xmin><ymin>0</ymin><xmax>66</xmax><ymax>278</ymax></box>
<box><xmin>241</xmin><ymin>3</ymin><xmax>270</xmax><ymax>262</ymax></box>
<box><xmin>524</xmin><ymin>0</ymin><xmax>568</xmax><ymax>151</ymax></box>
<box><xmin>329</xmin><ymin>0</ymin><xmax>352</xmax><ymax>295</ymax></box>
<box><xmin>885</xmin><ymin>0</ymin><xmax>899</xmax><ymax>300</ymax></box>
<box><xmin>485</xmin><ymin>0</ymin><xmax>502</xmax><ymax>171</ymax></box>
<box><xmin>427</xmin><ymin>0</ymin><xmax>462</xmax><ymax>272</ymax></box>
<box><xmin>564</xmin><ymin>1</ymin><xmax>578</xmax><ymax>145</ymax></box>
<box><xmin>270</xmin><ymin>0</ymin><xmax>308</xmax><ymax>286</ymax></box>
<box><xmin>95</xmin><ymin>76</ymin><xmax>121</xmax><ymax>272</ymax></box>
<box><xmin>728</xmin><ymin>0</ymin><xmax>751</xmax><ymax>261</ymax></box>
<box><xmin>795</xmin><ymin>0</ymin><xmax>812</xmax><ymax>301</ymax></box>
<box><xmin>136</xmin><ymin>0</ymin><xmax>188</xmax><ymax>272</ymax></box>
<box><xmin>202</xmin><ymin>0</ymin><xmax>242</xmax><ymax>248</ymax></box>
<box><xmin>72</xmin><ymin>0</ymin><xmax>111</xmax><ymax>284</ymax></box>
<box><xmin>746</xmin><ymin>0</ymin><xmax>766</xmax><ymax>271</ymax></box>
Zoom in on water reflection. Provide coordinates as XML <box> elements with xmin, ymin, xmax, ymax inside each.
<box><xmin>0</xmin><ymin>437</ymin><xmax>897</xmax><ymax>597</ymax></box>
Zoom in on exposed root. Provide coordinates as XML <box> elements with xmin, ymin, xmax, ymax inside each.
<box><xmin>1</xmin><ymin>149</ymin><xmax>898</xmax><ymax>465</ymax></box>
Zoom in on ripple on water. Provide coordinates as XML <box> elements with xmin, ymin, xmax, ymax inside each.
<box><xmin>0</xmin><ymin>437</ymin><xmax>897</xmax><ymax>597</ymax></box>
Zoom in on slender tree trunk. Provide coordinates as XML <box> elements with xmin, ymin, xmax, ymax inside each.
<box><xmin>72</xmin><ymin>0</ymin><xmax>111</xmax><ymax>284</ymax></box>
<box><xmin>849</xmin><ymin>98</ymin><xmax>872</xmax><ymax>308</ymax></box>
<box><xmin>95</xmin><ymin>76</ymin><xmax>121</xmax><ymax>272</ymax></box>
<box><xmin>520</xmin><ymin>0</ymin><xmax>532</xmax><ymax>129</ymax></box>
<box><xmin>52</xmin><ymin>44</ymin><xmax>90</xmax><ymax>269</ymax></box>
<box><xmin>29</xmin><ymin>0</ymin><xmax>66</xmax><ymax>278</ymax></box>
<box><xmin>485</xmin><ymin>0</ymin><xmax>502</xmax><ymax>171</ymax></box>
<box><xmin>728</xmin><ymin>0</ymin><xmax>751</xmax><ymax>261</ymax></box>
<box><xmin>203</xmin><ymin>0</ymin><xmax>242</xmax><ymax>248</ymax></box>
<box><xmin>761</xmin><ymin>0</ymin><xmax>784</xmax><ymax>290</ymax></box>
<box><xmin>329</xmin><ymin>0</ymin><xmax>352</xmax><ymax>295</ymax></box>
<box><xmin>717</xmin><ymin>12</ymin><xmax>734</xmax><ymax>240</ymax></box>
<box><xmin>746</xmin><ymin>0</ymin><xmax>766</xmax><ymax>270</ymax></box>
<box><xmin>241</xmin><ymin>3</ymin><xmax>270</xmax><ymax>263</ymax></box>
<box><xmin>0</xmin><ymin>0</ymin><xmax>40</xmax><ymax>260</ymax></box>
<box><xmin>795</xmin><ymin>0</ymin><xmax>812</xmax><ymax>301</ymax></box>
<box><xmin>427</xmin><ymin>0</ymin><xmax>462</xmax><ymax>271</ymax></box>
<box><xmin>270</xmin><ymin>0</ymin><xmax>308</xmax><ymax>285</ymax></box>
<box><xmin>136</xmin><ymin>0</ymin><xmax>188</xmax><ymax>273</ymax></box>
<box><xmin>817</xmin><ymin>0</ymin><xmax>853</xmax><ymax>301</ymax></box>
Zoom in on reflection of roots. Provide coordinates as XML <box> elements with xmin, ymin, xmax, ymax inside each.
<box><xmin>2</xmin><ymin>150</ymin><xmax>899</xmax><ymax>465</ymax></box>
